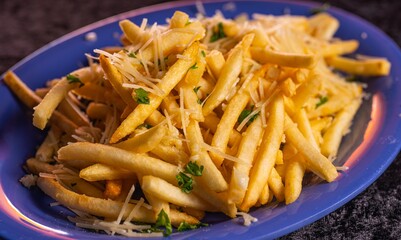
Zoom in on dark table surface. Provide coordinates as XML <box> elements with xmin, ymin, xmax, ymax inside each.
<box><xmin>1</xmin><ymin>0</ymin><xmax>400</xmax><ymax>239</ymax></box>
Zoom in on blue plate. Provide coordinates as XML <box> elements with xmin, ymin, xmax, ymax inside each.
<box><xmin>1</xmin><ymin>0</ymin><xmax>401</xmax><ymax>239</ymax></box>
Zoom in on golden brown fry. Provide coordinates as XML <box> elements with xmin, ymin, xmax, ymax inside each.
<box><xmin>4</xmin><ymin>71</ymin><xmax>42</xmax><ymax>108</ymax></box>
<box><xmin>58</xmin><ymin>142</ymin><xmax>179</xmax><ymax>184</ymax></box>
<box><xmin>79</xmin><ymin>163</ymin><xmax>133</xmax><ymax>182</ymax></box>
<box><xmin>228</xmin><ymin>117</ymin><xmax>263</xmax><ymax>206</ymax></box>
<box><xmin>35</xmin><ymin>126</ymin><xmax>62</xmax><ymax>162</ymax></box>
<box><xmin>308</xmin><ymin>12</ymin><xmax>339</xmax><ymax>40</ymax></box>
<box><xmin>26</xmin><ymin>158</ymin><xmax>62</xmax><ymax>174</ymax></box>
<box><xmin>241</xmin><ymin>95</ymin><xmax>284</xmax><ymax>212</ymax></box>
<box><xmin>170</xmin><ymin>11</ymin><xmax>190</xmax><ymax>28</ymax></box>
<box><xmin>321</xmin><ymin>97</ymin><xmax>362</xmax><ymax>159</ymax></box>
<box><xmin>141</xmin><ymin>175</ymin><xmax>215</xmax><ymax>211</ymax></box>
<box><xmin>186</xmin><ymin>120</ymin><xmax>228</xmax><ymax>192</ymax></box>
<box><xmin>284</xmin><ymin>114</ymin><xmax>338</xmax><ymax>182</ymax></box>
<box><xmin>202</xmin><ymin>47</ymin><xmax>243</xmax><ymax>116</ymax></box>
<box><xmin>37</xmin><ymin>177</ymin><xmax>199</xmax><ymax>225</ymax></box>
<box><xmin>205</xmin><ymin>50</ymin><xmax>225</xmax><ymax>79</ymax></box>
<box><xmin>325</xmin><ymin>56</ymin><xmax>391</xmax><ymax>76</ymax></box>
<box><xmin>268</xmin><ymin>168</ymin><xmax>285</xmax><ymax>202</ymax></box>
<box><xmin>210</xmin><ymin>67</ymin><xmax>267</xmax><ymax>166</ymax></box>
<box><xmin>285</xmin><ymin>156</ymin><xmax>306</xmax><ymax>204</ymax></box>
<box><xmin>112</xmin><ymin>124</ymin><xmax>168</xmax><ymax>153</ymax></box>
<box><xmin>250</xmin><ymin>46</ymin><xmax>316</xmax><ymax>68</ymax></box>
<box><xmin>33</xmin><ymin>67</ymin><xmax>95</xmax><ymax>129</ymax></box>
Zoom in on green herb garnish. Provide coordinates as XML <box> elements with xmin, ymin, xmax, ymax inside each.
<box><xmin>201</xmin><ymin>50</ymin><xmax>206</xmax><ymax>57</ymax></box>
<box><xmin>139</xmin><ymin>123</ymin><xmax>153</xmax><ymax>129</ymax></box>
<box><xmin>177</xmin><ymin>221</ymin><xmax>209</xmax><ymax>232</ymax></box>
<box><xmin>315</xmin><ymin>96</ymin><xmax>329</xmax><ymax>108</ymax></box>
<box><xmin>154</xmin><ymin>209</ymin><xmax>172</xmax><ymax>237</ymax></box>
<box><xmin>66</xmin><ymin>74</ymin><xmax>84</xmax><ymax>87</ymax></box>
<box><xmin>193</xmin><ymin>86</ymin><xmax>201</xmax><ymax>93</ymax></box>
<box><xmin>310</xmin><ymin>3</ymin><xmax>330</xmax><ymax>15</ymax></box>
<box><xmin>134</xmin><ymin>88</ymin><xmax>150</xmax><ymax>104</ymax></box>
<box><xmin>238</xmin><ymin>107</ymin><xmax>259</xmax><ymax>125</ymax></box>
<box><xmin>185</xmin><ymin>20</ymin><xmax>192</xmax><ymax>26</ymax></box>
<box><xmin>184</xmin><ymin>161</ymin><xmax>204</xmax><ymax>176</ymax></box>
<box><xmin>176</xmin><ymin>172</ymin><xmax>193</xmax><ymax>193</ymax></box>
<box><xmin>210</xmin><ymin>22</ymin><xmax>226</xmax><ymax>42</ymax></box>
<box><xmin>189</xmin><ymin>63</ymin><xmax>198</xmax><ymax>70</ymax></box>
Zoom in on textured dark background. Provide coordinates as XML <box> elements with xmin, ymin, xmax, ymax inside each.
<box><xmin>1</xmin><ymin>0</ymin><xmax>400</xmax><ymax>239</ymax></box>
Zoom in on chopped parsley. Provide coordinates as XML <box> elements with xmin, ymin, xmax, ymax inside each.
<box><xmin>177</xmin><ymin>221</ymin><xmax>209</xmax><ymax>232</ymax></box>
<box><xmin>310</xmin><ymin>3</ymin><xmax>330</xmax><ymax>15</ymax></box>
<box><xmin>155</xmin><ymin>209</ymin><xmax>172</xmax><ymax>237</ymax></box>
<box><xmin>238</xmin><ymin>107</ymin><xmax>259</xmax><ymax>125</ymax></box>
<box><xmin>185</xmin><ymin>20</ymin><xmax>192</xmax><ymax>26</ymax></box>
<box><xmin>193</xmin><ymin>86</ymin><xmax>201</xmax><ymax>93</ymax></box>
<box><xmin>189</xmin><ymin>63</ymin><xmax>198</xmax><ymax>70</ymax></box>
<box><xmin>176</xmin><ymin>172</ymin><xmax>193</xmax><ymax>193</ymax></box>
<box><xmin>134</xmin><ymin>88</ymin><xmax>150</xmax><ymax>104</ymax></box>
<box><xmin>184</xmin><ymin>161</ymin><xmax>204</xmax><ymax>176</ymax></box>
<box><xmin>315</xmin><ymin>96</ymin><xmax>329</xmax><ymax>108</ymax></box>
<box><xmin>139</xmin><ymin>123</ymin><xmax>153</xmax><ymax>129</ymax></box>
<box><xmin>210</xmin><ymin>22</ymin><xmax>226</xmax><ymax>42</ymax></box>
<box><xmin>66</xmin><ymin>74</ymin><xmax>84</xmax><ymax>87</ymax></box>
<box><xmin>201</xmin><ymin>50</ymin><xmax>206</xmax><ymax>57</ymax></box>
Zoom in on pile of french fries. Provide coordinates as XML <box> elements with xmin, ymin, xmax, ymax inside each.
<box><xmin>4</xmin><ymin>9</ymin><xmax>390</xmax><ymax>236</ymax></box>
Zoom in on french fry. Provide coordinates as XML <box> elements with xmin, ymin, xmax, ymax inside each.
<box><xmin>137</xmin><ymin>174</ymin><xmax>170</xmax><ymax>219</ymax></box>
<box><xmin>86</xmin><ymin>102</ymin><xmax>111</xmax><ymax>120</ymax></box>
<box><xmin>258</xmin><ymin>183</ymin><xmax>269</xmax><ymax>205</ymax></box>
<box><xmin>241</xmin><ymin>95</ymin><xmax>284</xmax><ymax>212</ymax></box>
<box><xmin>250</xmin><ymin>46</ymin><xmax>316</xmax><ymax>68</ymax></box>
<box><xmin>58</xmin><ymin>142</ymin><xmax>179</xmax><ymax>185</ymax></box>
<box><xmin>322</xmin><ymin>40</ymin><xmax>359</xmax><ymax>57</ymax></box>
<box><xmin>170</xmin><ymin>11</ymin><xmax>190</xmax><ymax>28</ymax></box>
<box><xmin>192</xmin><ymin>185</ymin><xmax>237</xmax><ymax>218</ymax></box>
<box><xmin>325</xmin><ymin>56</ymin><xmax>391</xmax><ymax>76</ymax></box>
<box><xmin>4</xmin><ymin>71</ymin><xmax>42</xmax><ymax>108</ymax></box>
<box><xmin>228</xmin><ymin>117</ymin><xmax>263</xmax><ymax>206</ymax></box>
<box><xmin>202</xmin><ymin>47</ymin><xmax>243</xmax><ymax>116</ymax></box>
<box><xmin>292</xmin><ymin>108</ymin><xmax>319</xmax><ymax>149</ymax></box>
<box><xmin>308</xmin><ymin>12</ymin><xmax>339</xmax><ymax>40</ymax></box>
<box><xmin>201</xmin><ymin>112</ymin><xmax>242</xmax><ymax>147</ymax></box>
<box><xmin>108</xmin><ymin>42</ymin><xmax>199</xmax><ymax>143</ymax></box>
<box><xmin>119</xmin><ymin>20</ymin><xmax>151</xmax><ymax>46</ymax></box>
<box><xmin>284</xmin><ymin>114</ymin><xmax>338</xmax><ymax>182</ymax></box>
<box><xmin>37</xmin><ymin>177</ymin><xmax>199</xmax><ymax>225</ymax></box>
<box><xmin>57</xmin><ymin>96</ymin><xmax>90</xmax><ymax>127</ymax></box>
<box><xmin>141</xmin><ymin>175</ymin><xmax>215</xmax><ymax>211</ymax></box>
<box><xmin>186</xmin><ymin>120</ymin><xmax>228</xmax><ymax>192</ymax></box>
<box><xmin>79</xmin><ymin>163</ymin><xmax>133</xmax><ymax>182</ymax></box>
<box><xmin>205</xmin><ymin>50</ymin><xmax>225</xmax><ymax>79</ymax></box>
<box><xmin>291</xmin><ymin>72</ymin><xmax>322</xmax><ymax>110</ymax></box>
<box><xmin>211</xmin><ymin>67</ymin><xmax>267</xmax><ymax>166</ymax></box>
<box><xmin>268</xmin><ymin>168</ymin><xmax>285</xmax><ymax>202</ymax></box>
<box><xmin>62</xmin><ymin>178</ymin><xmax>104</xmax><ymax>199</ymax></box>
<box><xmin>112</xmin><ymin>124</ymin><xmax>168</xmax><ymax>153</ymax></box>
<box><xmin>150</xmin><ymin>143</ymin><xmax>189</xmax><ymax>166</ymax></box>
<box><xmin>33</xmin><ymin>67</ymin><xmax>96</xmax><ymax>129</ymax></box>
<box><xmin>35</xmin><ymin>126</ymin><xmax>62</xmax><ymax>162</ymax></box>
<box><xmin>321</xmin><ymin>97</ymin><xmax>362</xmax><ymax>159</ymax></box>
<box><xmin>285</xmin><ymin>156</ymin><xmax>306</xmax><ymax>204</ymax></box>
<box><xmin>26</xmin><ymin>158</ymin><xmax>62</xmax><ymax>174</ymax></box>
